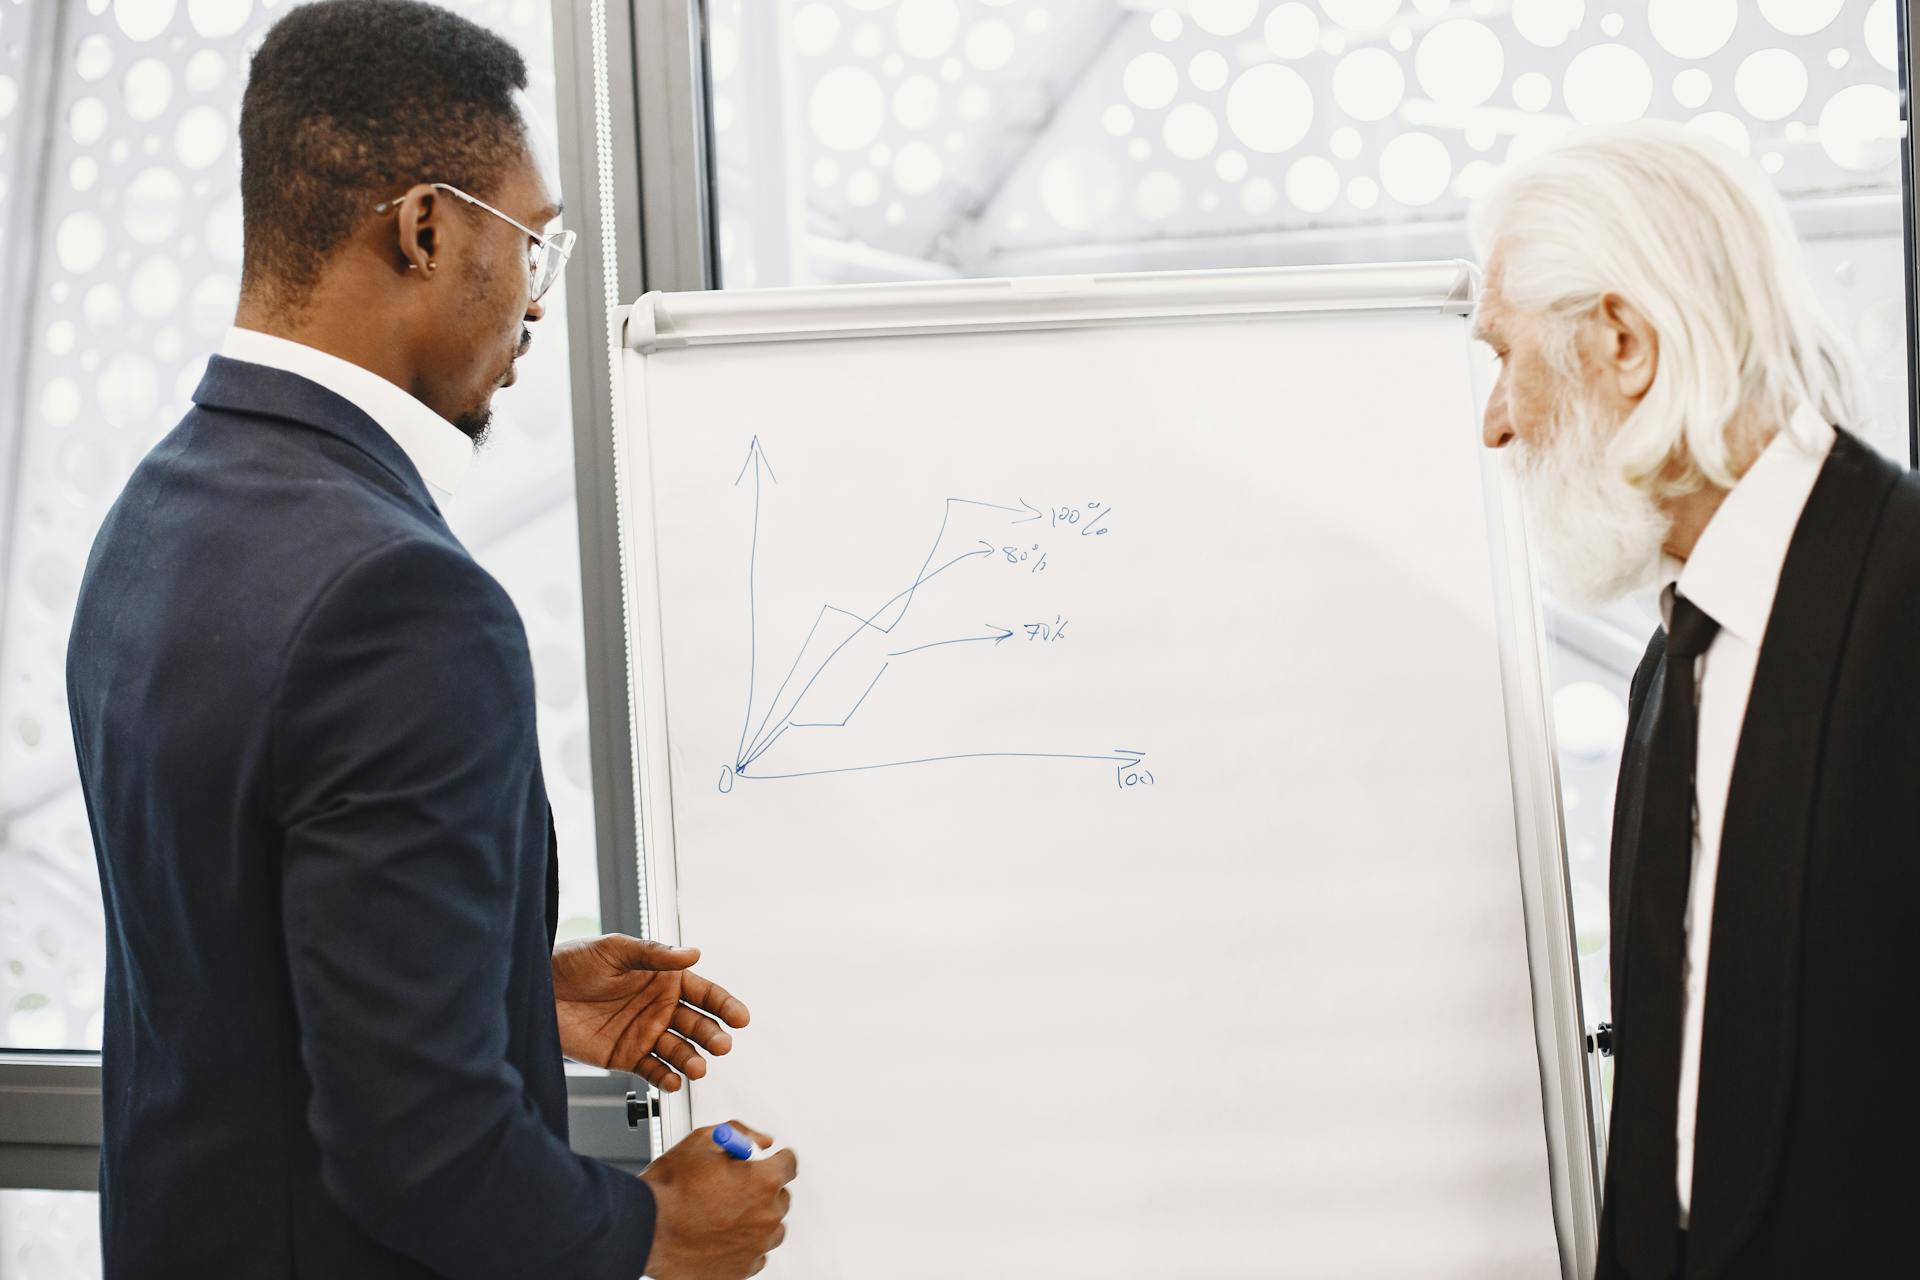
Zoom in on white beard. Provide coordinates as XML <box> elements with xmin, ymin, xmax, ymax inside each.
<box><xmin>1509</xmin><ymin>390</ymin><xmax>1672</xmax><ymax>607</ymax></box>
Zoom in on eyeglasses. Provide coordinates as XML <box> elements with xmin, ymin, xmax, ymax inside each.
<box><xmin>373</xmin><ymin>182</ymin><xmax>577</xmax><ymax>303</ymax></box>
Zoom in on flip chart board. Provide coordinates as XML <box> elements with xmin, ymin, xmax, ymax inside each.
<box><xmin>616</xmin><ymin>263</ymin><xmax>1597</xmax><ymax>1277</ymax></box>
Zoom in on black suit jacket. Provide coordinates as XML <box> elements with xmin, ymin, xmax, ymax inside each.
<box><xmin>1597</xmin><ymin>430</ymin><xmax>1919</xmax><ymax>1279</ymax></box>
<box><xmin>67</xmin><ymin>356</ymin><xmax>655</xmax><ymax>1278</ymax></box>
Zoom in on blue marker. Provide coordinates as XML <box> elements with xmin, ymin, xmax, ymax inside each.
<box><xmin>712</xmin><ymin>1124</ymin><xmax>757</xmax><ymax>1161</ymax></box>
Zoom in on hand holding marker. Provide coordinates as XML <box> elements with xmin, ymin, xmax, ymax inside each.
<box><xmin>713</xmin><ymin>1122</ymin><xmax>764</xmax><ymax>1160</ymax></box>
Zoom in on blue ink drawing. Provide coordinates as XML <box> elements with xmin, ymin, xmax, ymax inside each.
<box><xmin>714</xmin><ymin>436</ymin><xmax>1150</xmax><ymax>793</ymax></box>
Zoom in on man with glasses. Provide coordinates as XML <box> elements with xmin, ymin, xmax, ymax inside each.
<box><xmin>66</xmin><ymin>3</ymin><xmax>794</xmax><ymax>1277</ymax></box>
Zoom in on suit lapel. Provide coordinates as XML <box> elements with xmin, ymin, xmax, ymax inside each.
<box><xmin>1684</xmin><ymin>432</ymin><xmax>1899</xmax><ymax>1277</ymax></box>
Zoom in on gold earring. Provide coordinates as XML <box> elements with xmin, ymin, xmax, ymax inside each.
<box><xmin>427</xmin><ymin>261</ymin><xmax>437</xmax><ymax>271</ymax></box>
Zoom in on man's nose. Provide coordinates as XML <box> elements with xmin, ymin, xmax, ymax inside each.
<box><xmin>1482</xmin><ymin>381</ymin><xmax>1515</xmax><ymax>450</ymax></box>
<box><xmin>525</xmin><ymin>293</ymin><xmax>545</xmax><ymax>323</ymax></box>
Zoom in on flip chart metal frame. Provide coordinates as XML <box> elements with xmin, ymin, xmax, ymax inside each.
<box><xmin>615</xmin><ymin>260</ymin><xmax>1600</xmax><ymax>1278</ymax></box>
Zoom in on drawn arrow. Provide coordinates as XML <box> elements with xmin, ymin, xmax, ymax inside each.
<box><xmin>735</xmin><ymin>747</ymin><xmax>1151</xmax><ymax>783</ymax></box>
<box><xmin>886</xmin><ymin>624</ymin><xmax>1015</xmax><ymax>657</ymax></box>
<box><xmin>735</xmin><ymin>436</ymin><xmax>777</xmax><ymax>766</ymax></box>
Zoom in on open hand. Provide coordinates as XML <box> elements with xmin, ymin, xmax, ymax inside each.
<box><xmin>552</xmin><ymin>935</ymin><xmax>749</xmax><ymax>1091</ymax></box>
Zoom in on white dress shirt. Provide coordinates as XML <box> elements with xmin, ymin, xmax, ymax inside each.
<box><xmin>1655</xmin><ymin>408</ymin><xmax>1835</xmax><ymax>1224</ymax></box>
<box><xmin>219</xmin><ymin>327</ymin><xmax>474</xmax><ymax>506</ymax></box>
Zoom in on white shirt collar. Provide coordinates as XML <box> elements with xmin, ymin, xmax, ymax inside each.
<box><xmin>1658</xmin><ymin>407</ymin><xmax>1837</xmax><ymax>646</ymax></box>
<box><xmin>219</xmin><ymin>327</ymin><xmax>474</xmax><ymax>504</ymax></box>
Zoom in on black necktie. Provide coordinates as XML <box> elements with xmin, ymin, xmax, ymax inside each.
<box><xmin>1612</xmin><ymin>593</ymin><xmax>1720</xmax><ymax>1279</ymax></box>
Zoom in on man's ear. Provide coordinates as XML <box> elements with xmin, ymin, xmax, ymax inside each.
<box><xmin>1597</xmin><ymin>292</ymin><xmax>1658</xmax><ymax>402</ymax></box>
<box><xmin>393</xmin><ymin>184</ymin><xmax>444</xmax><ymax>278</ymax></box>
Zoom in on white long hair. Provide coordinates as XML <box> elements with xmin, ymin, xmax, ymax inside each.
<box><xmin>1469</xmin><ymin>122</ymin><xmax>1864</xmax><ymax>493</ymax></box>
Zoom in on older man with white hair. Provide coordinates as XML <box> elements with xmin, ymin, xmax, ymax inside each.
<box><xmin>1472</xmin><ymin>123</ymin><xmax>1917</xmax><ymax>1279</ymax></box>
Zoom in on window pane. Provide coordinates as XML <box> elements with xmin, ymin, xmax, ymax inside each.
<box><xmin>0</xmin><ymin>0</ymin><xmax>601</xmax><ymax>1052</ymax></box>
<box><xmin>707</xmin><ymin>0</ymin><xmax>1914</xmax><ymax>1104</ymax></box>
<box><xmin>0</xmin><ymin>1190</ymin><xmax>99</xmax><ymax>1280</ymax></box>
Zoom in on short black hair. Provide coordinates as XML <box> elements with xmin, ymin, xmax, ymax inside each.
<box><xmin>238</xmin><ymin>0</ymin><xmax>528</xmax><ymax>313</ymax></box>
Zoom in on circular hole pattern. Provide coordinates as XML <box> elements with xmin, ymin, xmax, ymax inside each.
<box><xmin>115</xmin><ymin>0</ymin><xmax>177</xmax><ymax>42</ymax></box>
<box><xmin>1673</xmin><ymin>69</ymin><xmax>1713</xmax><ymax>110</ymax></box>
<box><xmin>174</xmin><ymin>105</ymin><xmax>227</xmax><ymax>168</ymax></box>
<box><xmin>1734</xmin><ymin>49</ymin><xmax>1808</xmax><ymax>121</ymax></box>
<box><xmin>1163</xmin><ymin>103</ymin><xmax>1220</xmax><ymax>159</ymax></box>
<box><xmin>895</xmin><ymin>0</ymin><xmax>958</xmax><ymax>60</ymax></box>
<box><xmin>187</xmin><ymin>0</ymin><xmax>252</xmax><ymax>39</ymax></box>
<box><xmin>1189</xmin><ymin>50</ymin><xmax>1229</xmax><ymax>93</ymax></box>
<box><xmin>1322</xmin><ymin>0</ymin><xmax>1402</xmax><ymax>33</ymax></box>
<box><xmin>792</xmin><ymin>3</ymin><xmax>840</xmax><ymax>56</ymax></box>
<box><xmin>1687</xmin><ymin>110</ymin><xmax>1751</xmax><ymax>156</ymax></box>
<box><xmin>1818</xmin><ymin>83</ymin><xmax>1900</xmax><ymax>171</ymax></box>
<box><xmin>1123</xmin><ymin>52</ymin><xmax>1179</xmax><ymax>110</ymax></box>
<box><xmin>1416</xmin><ymin>18</ymin><xmax>1503</xmax><ymax>109</ymax></box>
<box><xmin>892</xmin><ymin>141</ymin><xmax>943</xmax><ymax>194</ymax></box>
<box><xmin>184</xmin><ymin>48</ymin><xmax>225</xmax><ymax>93</ymax></box>
<box><xmin>810</xmin><ymin>67</ymin><xmax>886</xmax><ymax>151</ymax></box>
<box><xmin>1511</xmin><ymin>0</ymin><xmax>1585</xmax><ymax>49</ymax></box>
<box><xmin>1759</xmin><ymin>0</ymin><xmax>1843</xmax><ymax>37</ymax></box>
<box><xmin>130</xmin><ymin>255</ymin><xmax>182</xmax><ymax>317</ymax></box>
<box><xmin>1285</xmin><ymin>155</ymin><xmax>1340</xmax><ymax>213</ymax></box>
<box><xmin>76</xmin><ymin>34</ymin><xmax>115</xmax><ymax>82</ymax></box>
<box><xmin>70</xmin><ymin>96</ymin><xmax>110</xmax><ymax>146</ymax></box>
<box><xmin>124</xmin><ymin>167</ymin><xmax>184</xmax><ymax>244</ymax></box>
<box><xmin>1225</xmin><ymin>63</ymin><xmax>1313</xmax><ymax>154</ymax></box>
<box><xmin>1333</xmin><ymin>47</ymin><xmax>1404</xmax><ymax>122</ymax></box>
<box><xmin>892</xmin><ymin>75</ymin><xmax>939</xmax><ymax>129</ymax></box>
<box><xmin>99</xmin><ymin>353</ymin><xmax>161</xmax><ymax>429</ymax></box>
<box><xmin>1563</xmin><ymin>44</ymin><xmax>1652</xmax><ymax>125</ymax></box>
<box><xmin>1648</xmin><ymin>0</ymin><xmax>1736</xmax><ymax>60</ymax></box>
<box><xmin>966</xmin><ymin>24</ymin><xmax>1019</xmax><ymax>72</ymax></box>
<box><xmin>56</xmin><ymin>211</ymin><xmax>108</xmax><ymax>273</ymax></box>
<box><xmin>1379</xmin><ymin>130</ymin><xmax>1450</xmax><ymax>205</ymax></box>
<box><xmin>1512</xmin><ymin>71</ymin><xmax>1552</xmax><ymax>112</ymax></box>
<box><xmin>1264</xmin><ymin>3</ymin><xmax>1320</xmax><ymax>58</ymax></box>
<box><xmin>40</xmin><ymin>377</ymin><xmax>82</xmax><ymax>427</ymax></box>
<box><xmin>123</xmin><ymin>57</ymin><xmax>173</xmax><ymax>122</ymax></box>
<box><xmin>1865</xmin><ymin>0</ymin><xmax>1897</xmax><ymax>72</ymax></box>
<box><xmin>1190</xmin><ymin>0</ymin><xmax>1259</xmax><ymax>37</ymax></box>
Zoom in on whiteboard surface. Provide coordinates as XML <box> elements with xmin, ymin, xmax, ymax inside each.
<box><xmin>621</xmin><ymin>286</ymin><xmax>1563</xmax><ymax>1277</ymax></box>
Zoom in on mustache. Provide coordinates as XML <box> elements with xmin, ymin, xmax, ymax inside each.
<box><xmin>516</xmin><ymin>328</ymin><xmax>532</xmax><ymax>358</ymax></box>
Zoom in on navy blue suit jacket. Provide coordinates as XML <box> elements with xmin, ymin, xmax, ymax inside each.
<box><xmin>67</xmin><ymin>356</ymin><xmax>655</xmax><ymax>1278</ymax></box>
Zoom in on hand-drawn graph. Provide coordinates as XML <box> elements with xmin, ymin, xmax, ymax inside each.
<box><xmin>717</xmin><ymin>436</ymin><xmax>1153</xmax><ymax>794</ymax></box>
